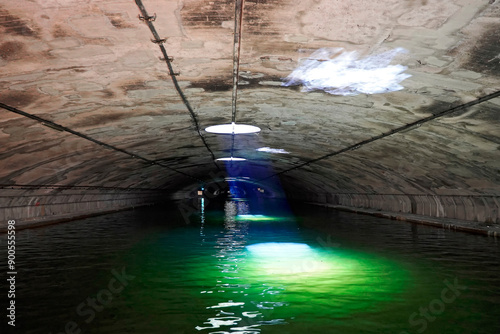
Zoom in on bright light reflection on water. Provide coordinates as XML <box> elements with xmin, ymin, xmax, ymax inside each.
<box><xmin>236</xmin><ymin>214</ymin><xmax>282</xmax><ymax>222</ymax></box>
<box><xmin>246</xmin><ymin>242</ymin><xmax>331</xmax><ymax>275</ymax></box>
<box><xmin>247</xmin><ymin>242</ymin><xmax>313</xmax><ymax>256</ymax></box>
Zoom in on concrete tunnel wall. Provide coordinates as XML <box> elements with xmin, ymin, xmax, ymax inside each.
<box><xmin>0</xmin><ymin>186</ymin><xmax>166</xmax><ymax>230</ymax></box>
<box><xmin>276</xmin><ymin>155</ymin><xmax>500</xmax><ymax>225</ymax></box>
<box><xmin>286</xmin><ymin>192</ymin><xmax>500</xmax><ymax>224</ymax></box>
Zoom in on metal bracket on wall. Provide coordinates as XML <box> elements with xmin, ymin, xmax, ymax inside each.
<box><xmin>151</xmin><ymin>38</ymin><xmax>167</xmax><ymax>44</ymax></box>
<box><xmin>138</xmin><ymin>13</ymin><xmax>156</xmax><ymax>22</ymax></box>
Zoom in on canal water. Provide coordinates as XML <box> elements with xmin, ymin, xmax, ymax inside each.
<box><xmin>1</xmin><ymin>200</ymin><xmax>499</xmax><ymax>334</ymax></box>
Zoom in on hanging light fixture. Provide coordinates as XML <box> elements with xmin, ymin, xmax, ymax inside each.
<box><xmin>216</xmin><ymin>157</ymin><xmax>247</xmax><ymax>161</ymax></box>
<box><xmin>206</xmin><ymin>122</ymin><xmax>260</xmax><ymax>135</ymax></box>
<box><xmin>206</xmin><ymin>0</ymin><xmax>259</xmax><ymax>162</ymax></box>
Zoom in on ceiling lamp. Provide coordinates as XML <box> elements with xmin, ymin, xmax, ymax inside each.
<box><xmin>206</xmin><ymin>122</ymin><xmax>260</xmax><ymax>135</ymax></box>
<box><xmin>216</xmin><ymin>157</ymin><xmax>247</xmax><ymax>161</ymax></box>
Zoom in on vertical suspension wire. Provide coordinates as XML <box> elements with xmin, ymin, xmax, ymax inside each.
<box><xmin>230</xmin><ymin>0</ymin><xmax>245</xmax><ymax>158</ymax></box>
<box><xmin>231</xmin><ymin>0</ymin><xmax>245</xmax><ymax>123</ymax></box>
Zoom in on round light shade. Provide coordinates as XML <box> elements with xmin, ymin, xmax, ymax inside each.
<box><xmin>216</xmin><ymin>157</ymin><xmax>247</xmax><ymax>161</ymax></box>
<box><xmin>205</xmin><ymin>122</ymin><xmax>261</xmax><ymax>135</ymax></box>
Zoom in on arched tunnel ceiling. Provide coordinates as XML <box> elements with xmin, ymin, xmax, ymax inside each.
<box><xmin>0</xmin><ymin>0</ymin><xmax>499</xmax><ymax>197</ymax></box>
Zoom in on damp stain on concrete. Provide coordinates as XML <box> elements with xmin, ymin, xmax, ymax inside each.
<box><xmin>463</xmin><ymin>24</ymin><xmax>500</xmax><ymax>76</ymax></box>
<box><xmin>0</xmin><ymin>90</ymin><xmax>40</xmax><ymax>108</ymax></box>
<box><xmin>188</xmin><ymin>75</ymin><xmax>285</xmax><ymax>92</ymax></box>
<box><xmin>105</xmin><ymin>13</ymin><xmax>136</xmax><ymax>29</ymax></box>
<box><xmin>0</xmin><ymin>8</ymin><xmax>40</xmax><ymax>38</ymax></box>
<box><xmin>188</xmin><ymin>79</ymin><xmax>232</xmax><ymax>92</ymax></box>
<box><xmin>180</xmin><ymin>0</ymin><xmax>281</xmax><ymax>35</ymax></box>
<box><xmin>0</xmin><ymin>41</ymin><xmax>27</xmax><ymax>61</ymax></box>
<box><xmin>64</xmin><ymin>112</ymin><xmax>129</xmax><ymax>129</ymax></box>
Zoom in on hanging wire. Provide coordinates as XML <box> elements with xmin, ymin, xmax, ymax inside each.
<box><xmin>0</xmin><ymin>102</ymin><xmax>204</xmax><ymax>183</ymax></box>
<box><xmin>231</xmin><ymin>0</ymin><xmax>245</xmax><ymax>124</ymax></box>
<box><xmin>229</xmin><ymin>0</ymin><xmax>245</xmax><ymax>159</ymax></box>
<box><xmin>261</xmin><ymin>90</ymin><xmax>500</xmax><ymax>180</ymax></box>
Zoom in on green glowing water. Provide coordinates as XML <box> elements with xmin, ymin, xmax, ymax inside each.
<box><xmin>2</xmin><ymin>202</ymin><xmax>499</xmax><ymax>334</ymax></box>
<box><xmin>123</xmin><ymin>229</ymin><xmax>411</xmax><ymax>333</ymax></box>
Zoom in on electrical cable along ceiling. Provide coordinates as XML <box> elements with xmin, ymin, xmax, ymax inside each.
<box><xmin>135</xmin><ymin>0</ymin><xmax>220</xmax><ymax>173</ymax></box>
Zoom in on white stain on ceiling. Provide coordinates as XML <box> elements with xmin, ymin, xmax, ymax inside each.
<box><xmin>257</xmin><ymin>147</ymin><xmax>290</xmax><ymax>154</ymax></box>
<box><xmin>282</xmin><ymin>47</ymin><xmax>411</xmax><ymax>96</ymax></box>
